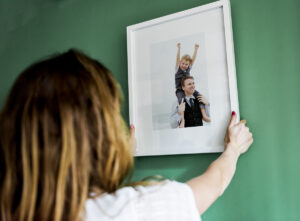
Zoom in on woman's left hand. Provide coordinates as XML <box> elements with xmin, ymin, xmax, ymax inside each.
<box><xmin>130</xmin><ymin>124</ymin><xmax>137</xmax><ymax>153</ymax></box>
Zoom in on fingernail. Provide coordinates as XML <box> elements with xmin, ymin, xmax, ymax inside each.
<box><xmin>130</xmin><ymin>124</ymin><xmax>134</xmax><ymax>129</ymax></box>
<box><xmin>232</xmin><ymin>111</ymin><xmax>236</xmax><ymax>116</ymax></box>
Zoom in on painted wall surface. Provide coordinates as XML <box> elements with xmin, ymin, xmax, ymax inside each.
<box><xmin>1</xmin><ymin>0</ymin><xmax>300</xmax><ymax>220</ymax></box>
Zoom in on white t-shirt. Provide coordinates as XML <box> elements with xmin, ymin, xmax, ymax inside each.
<box><xmin>85</xmin><ymin>180</ymin><xmax>201</xmax><ymax>221</ymax></box>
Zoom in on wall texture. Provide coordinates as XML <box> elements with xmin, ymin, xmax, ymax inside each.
<box><xmin>1</xmin><ymin>0</ymin><xmax>300</xmax><ymax>220</ymax></box>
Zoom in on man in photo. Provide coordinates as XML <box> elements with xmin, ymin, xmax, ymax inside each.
<box><xmin>170</xmin><ymin>76</ymin><xmax>211</xmax><ymax>128</ymax></box>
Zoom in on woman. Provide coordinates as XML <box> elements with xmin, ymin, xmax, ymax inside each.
<box><xmin>0</xmin><ymin>49</ymin><xmax>253</xmax><ymax>221</ymax></box>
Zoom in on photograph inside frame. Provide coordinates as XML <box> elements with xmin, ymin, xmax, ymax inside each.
<box><xmin>150</xmin><ymin>33</ymin><xmax>211</xmax><ymax>130</ymax></box>
<box><xmin>127</xmin><ymin>0</ymin><xmax>238</xmax><ymax>156</ymax></box>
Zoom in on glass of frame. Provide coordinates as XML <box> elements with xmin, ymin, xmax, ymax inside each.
<box><xmin>127</xmin><ymin>0</ymin><xmax>239</xmax><ymax>156</ymax></box>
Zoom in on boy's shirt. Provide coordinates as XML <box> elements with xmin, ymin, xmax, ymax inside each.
<box><xmin>175</xmin><ymin>65</ymin><xmax>192</xmax><ymax>90</ymax></box>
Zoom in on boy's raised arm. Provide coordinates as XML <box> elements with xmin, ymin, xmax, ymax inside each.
<box><xmin>191</xmin><ymin>44</ymin><xmax>199</xmax><ymax>66</ymax></box>
<box><xmin>175</xmin><ymin>43</ymin><xmax>181</xmax><ymax>70</ymax></box>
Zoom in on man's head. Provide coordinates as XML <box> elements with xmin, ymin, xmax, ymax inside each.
<box><xmin>181</xmin><ymin>76</ymin><xmax>195</xmax><ymax>96</ymax></box>
<box><xmin>180</xmin><ymin>55</ymin><xmax>192</xmax><ymax>71</ymax></box>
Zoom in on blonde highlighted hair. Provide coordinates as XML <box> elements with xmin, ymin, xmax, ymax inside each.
<box><xmin>180</xmin><ymin>54</ymin><xmax>192</xmax><ymax>63</ymax></box>
<box><xmin>0</xmin><ymin>49</ymin><xmax>133</xmax><ymax>221</ymax></box>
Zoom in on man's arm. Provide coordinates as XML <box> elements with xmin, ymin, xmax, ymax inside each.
<box><xmin>197</xmin><ymin>95</ymin><xmax>211</xmax><ymax>122</ymax></box>
<box><xmin>197</xmin><ymin>94</ymin><xmax>209</xmax><ymax>106</ymax></box>
<box><xmin>175</xmin><ymin>43</ymin><xmax>181</xmax><ymax>70</ymax></box>
<box><xmin>190</xmin><ymin>44</ymin><xmax>199</xmax><ymax>66</ymax></box>
<box><xmin>186</xmin><ymin>113</ymin><xmax>253</xmax><ymax>215</ymax></box>
<box><xmin>201</xmin><ymin>108</ymin><xmax>211</xmax><ymax>122</ymax></box>
<box><xmin>177</xmin><ymin>100</ymin><xmax>185</xmax><ymax>127</ymax></box>
<box><xmin>170</xmin><ymin>99</ymin><xmax>185</xmax><ymax>128</ymax></box>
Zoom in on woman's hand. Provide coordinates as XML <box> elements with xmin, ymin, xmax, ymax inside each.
<box><xmin>225</xmin><ymin>112</ymin><xmax>253</xmax><ymax>155</ymax></box>
<box><xmin>130</xmin><ymin>124</ymin><xmax>136</xmax><ymax>153</ymax></box>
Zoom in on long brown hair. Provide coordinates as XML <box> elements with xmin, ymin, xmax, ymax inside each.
<box><xmin>0</xmin><ymin>49</ymin><xmax>133</xmax><ymax>221</ymax></box>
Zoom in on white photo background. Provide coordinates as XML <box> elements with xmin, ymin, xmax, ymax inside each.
<box><xmin>150</xmin><ymin>34</ymin><xmax>209</xmax><ymax>130</ymax></box>
<box><xmin>129</xmin><ymin>5</ymin><xmax>234</xmax><ymax>156</ymax></box>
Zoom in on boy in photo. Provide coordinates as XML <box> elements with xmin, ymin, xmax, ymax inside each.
<box><xmin>174</xmin><ymin>43</ymin><xmax>210</xmax><ymax>126</ymax></box>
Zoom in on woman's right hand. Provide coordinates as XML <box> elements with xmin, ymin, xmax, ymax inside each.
<box><xmin>186</xmin><ymin>111</ymin><xmax>253</xmax><ymax>215</ymax></box>
<box><xmin>225</xmin><ymin>112</ymin><xmax>253</xmax><ymax>155</ymax></box>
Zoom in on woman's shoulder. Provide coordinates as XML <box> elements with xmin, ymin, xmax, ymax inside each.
<box><xmin>84</xmin><ymin>180</ymin><xmax>201</xmax><ymax>221</ymax></box>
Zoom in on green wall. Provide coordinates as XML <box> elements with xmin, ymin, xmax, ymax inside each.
<box><xmin>1</xmin><ymin>0</ymin><xmax>300</xmax><ymax>220</ymax></box>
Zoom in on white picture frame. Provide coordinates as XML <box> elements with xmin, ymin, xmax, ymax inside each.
<box><xmin>127</xmin><ymin>0</ymin><xmax>239</xmax><ymax>156</ymax></box>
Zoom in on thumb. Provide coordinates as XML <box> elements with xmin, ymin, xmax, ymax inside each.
<box><xmin>228</xmin><ymin>111</ymin><xmax>237</xmax><ymax>129</ymax></box>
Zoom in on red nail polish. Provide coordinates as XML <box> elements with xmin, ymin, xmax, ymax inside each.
<box><xmin>232</xmin><ymin>111</ymin><xmax>236</xmax><ymax>116</ymax></box>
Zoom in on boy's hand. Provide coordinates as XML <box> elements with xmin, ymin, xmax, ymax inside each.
<box><xmin>195</xmin><ymin>44</ymin><xmax>199</xmax><ymax>49</ymax></box>
<box><xmin>177</xmin><ymin>43</ymin><xmax>181</xmax><ymax>48</ymax></box>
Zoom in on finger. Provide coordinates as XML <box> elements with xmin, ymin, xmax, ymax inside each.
<box><xmin>181</xmin><ymin>98</ymin><xmax>184</xmax><ymax>104</ymax></box>
<box><xmin>130</xmin><ymin>124</ymin><xmax>135</xmax><ymax>138</ymax></box>
<box><xmin>129</xmin><ymin>124</ymin><xmax>137</xmax><ymax>153</ymax></box>
<box><xmin>228</xmin><ymin>111</ymin><xmax>237</xmax><ymax>128</ymax></box>
<box><xmin>249</xmin><ymin>132</ymin><xmax>253</xmax><ymax>139</ymax></box>
<box><xmin>236</xmin><ymin>120</ymin><xmax>247</xmax><ymax>128</ymax></box>
<box><xmin>240</xmin><ymin>119</ymin><xmax>247</xmax><ymax>124</ymax></box>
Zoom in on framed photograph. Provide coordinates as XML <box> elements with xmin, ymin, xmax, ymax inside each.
<box><xmin>127</xmin><ymin>0</ymin><xmax>239</xmax><ymax>156</ymax></box>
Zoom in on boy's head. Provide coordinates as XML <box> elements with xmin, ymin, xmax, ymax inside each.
<box><xmin>180</xmin><ymin>54</ymin><xmax>192</xmax><ymax>71</ymax></box>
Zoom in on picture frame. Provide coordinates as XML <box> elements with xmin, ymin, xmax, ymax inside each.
<box><xmin>127</xmin><ymin>0</ymin><xmax>239</xmax><ymax>156</ymax></box>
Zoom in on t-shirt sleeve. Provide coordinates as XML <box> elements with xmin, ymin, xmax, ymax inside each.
<box><xmin>134</xmin><ymin>180</ymin><xmax>201</xmax><ymax>221</ymax></box>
